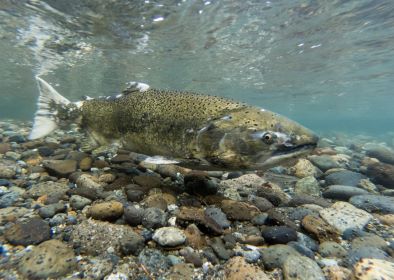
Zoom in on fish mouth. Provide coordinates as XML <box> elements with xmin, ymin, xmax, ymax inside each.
<box><xmin>256</xmin><ymin>142</ymin><xmax>317</xmax><ymax>169</ymax></box>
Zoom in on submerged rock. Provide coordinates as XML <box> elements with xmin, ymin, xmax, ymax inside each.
<box><xmin>5</xmin><ymin>217</ymin><xmax>50</xmax><ymax>246</ymax></box>
<box><xmin>349</xmin><ymin>194</ymin><xmax>394</xmax><ymax>214</ymax></box>
<box><xmin>153</xmin><ymin>227</ymin><xmax>186</xmax><ymax>247</ymax></box>
<box><xmin>283</xmin><ymin>255</ymin><xmax>325</xmax><ymax>280</ymax></box>
<box><xmin>18</xmin><ymin>239</ymin><xmax>76</xmax><ymax>279</ymax></box>
<box><xmin>224</xmin><ymin>256</ymin><xmax>269</xmax><ymax>280</ymax></box>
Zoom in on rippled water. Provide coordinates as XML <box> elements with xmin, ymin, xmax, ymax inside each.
<box><xmin>1</xmin><ymin>0</ymin><xmax>394</xmax><ymax>135</ymax></box>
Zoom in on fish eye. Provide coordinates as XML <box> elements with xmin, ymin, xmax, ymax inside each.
<box><xmin>262</xmin><ymin>132</ymin><xmax>274</xmax><ymax>144</ymax></box>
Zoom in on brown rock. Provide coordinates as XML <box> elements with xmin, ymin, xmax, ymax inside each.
<box><xmin>364</xmin><ymin>161</ymin><xmax>394</xmax><ymax>188</ymax></box>
<box><xmin>221</xmin><ymin>200</ymin><xmax>260</xmax><ymax>221</ymax></box>
<box><xmin>167</xmin><ymin>263</ymin><xmax>194</xmax><ymax>280</ymax></box>
<box><xmin>176</xmin><ymin>207</ymin><xmax>205</xmax><ymax>223</ymax></box>
<box><xmin>0</xmin><ymin>143</ymin><xmax>11</xmax><ymax>154</ymax></box>
<box><xmin>79</xmin><ymin>157</ymin><xmax>92</xmax><ymax>171</ymax></box>
<box><xmin>43</xmin><ymin>159</ymin><xmax>77</xmax><ymax>177</ymax></box>
<box><xmin>322</xmin><ymin>266</ymin><xmax>351</xmax><ymax>280</ymax></box>
<box><xmin>143</xmin><ymin>194</ymin><xmax>168</xmax><ymax>210</ymax></box>
<box><xmin>374</xmin><ymin>213</ymin><xmax>394</xmax><ymax>226</ymax></box>
<box><xmin>88</xmin><ymin>201</ymin><xmax>124</xmax><ymax>220</ymax></box>
<box><xmin>4</xmin><ymin>217</ymin><xmax>50</xmax><ymax>245</ymax></box>
<box><xmin>301</xmin><ymin>215</ymin><xmax>340</xmax><ymax>242</ymax></box>
<box><xmin>133</xmin><ymin>175</ymin><xmax>161</xmax><ymax>189</ymax></box>
<box><xmin>292</xmin><ymin>158</ymin><xmax>321</xmax><ymax>178</ymax></box>
<box><xmin>351</xmin><ymin>258</ymin><xmax>394</xmax><ymax>280</ymax></box>
<box><xmin>0</xmin><ymin>207</ymin><xmax>29</xmax><ymax>225</ymax></box>
<box><xmin>184</xmin><ymin>224</ymin><xmax>206</xmax><ymax>249</ymax></box>
<box><xmin>224</xmin><ymin>256</ymin><xmax>269</xmax><ymax>280</ymax></box>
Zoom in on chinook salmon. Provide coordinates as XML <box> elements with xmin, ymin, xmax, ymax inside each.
<box><xmin>29</xmin><ymin>77</ymin><xmax>318</xmax><ymax>169</ymax></box>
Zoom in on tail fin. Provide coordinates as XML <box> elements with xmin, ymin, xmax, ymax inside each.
<box><xmin>29</xmin><ymin>76</ymin><xmax>71</xmax><ymax>140</ymax></box>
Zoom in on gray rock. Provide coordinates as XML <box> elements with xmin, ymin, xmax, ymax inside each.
<box><xmin>248</xmin><ymin>195</ymin><xmax>274</xmax><ymax>212</ymax></box>
<box><xmin>309</xmin><ymin>155</ymin><xmax>341</xmax><ymax>171</ymax></box>
<box><xmin>138</xmin><ymin>248</ymin><xmax>171</xmax><ymax>276</ymax></box>
<box><xmin>297</xmin><ymin>232</ymin><xmax>319</xmax><ymax>252</ymax></box>
<box><xmin>18</xmin><ymin>239</ymin><xmax>76</xmax><ymax>279</ymax></box>
<box><xmin>124</xmin><ymin>205</ymin><xmax>144</xmax><ymax>226</ymax></box>
<box><xmin>261</xmin><ymin>226</ymin><xmax>297</xmax><ymax>244</ymax></box>
<box><xmin>5</xmin><ymin>217</ymin><xmax>50</xmax><ymax>245</ymax></box>
<box><xmin>0</xmin><ymin>191</ymin><xmax>19</xmax><ymax>207</ymax></box>
<box><xmin>25</xmin><ymin>181</ymin><xmax>69</xmax><ymax>199</ymax></box>
<box><xmin>351</xmin><ymin>233</ymin><xmax>388</xmax><ymax>251</ymax></box>
<box><xmin>364</xmin><ymin>143</ymin><xmax>394</xmax><ymax>164</ymax></box>
<box><xmin>350</xmin><ymin>194</ymin><xmax>394</xmax><ymax>214</ymax></box>
<box><xmin>294</xmin><ymin>176</ymin><xmax>320</xmax><ymax>196</ymax></box>
<box><xmin>283</xmin><ymin>255</ymin><xmax>325</xmax><ymax>280</ymax></box>
<box><xmin>346</xmin><ymin>246</ymin><xmax>391</xmax><ymax>267</ymax></box>
<box><xmin>38</xmin><ymin>202</ymin><xmax>67</xmax><ymax>219</ymax></box>
<box><xmin>209</xmin><ymin>237</ymin><xmax>232</xmax><ymax>260</ymax></box>
<box><xmin>49</xmin><ymin>213</ymin><xmax>68</xmax><ymax>226</ymax></box>
<box><xmin>288</xmin><ymin>241</ymin><xmax>315</xmax><ymax>259</ymax></box>
<box><xmin>261</xmin><ymin>244</ymin><xmax>301</xmax><ymax>270</ymax></box>
<box><xmin>319</xmin><ymin>201</ymin><xmax>372</xmax><ymax>233</ymax></box>
<box><xmin>251</xmin><ymin>213</ymin><xmax>269</xmax><ymax>226</ymax></box>
<box><xmin>204</xmin><ymin>207</ymin><xmax>230</xmax><ymax>230</ymax></box>
<box><xmin>119</xmin><ymin>232</ymin><xmax>145</xmax><ymax>256</ymax></box>
<box><xmin>71</xmin><ymin>219</ymin><xmax>141</xmax><ymax>256</ymax></box>
<box><xmin>325</xmin><ymin>170</ymin><xmax>366</xmax><ymax>187</ymax></box>
<box><xmin>323</xmin><ymin>185</ymin><xmax>369</xmax><ymax>201</ymax></box>
<box><xmin>153</xmin><ymin>227</ymin><xmax>186</xmax><ymax>247</ymax></box>
<box><xmin>142</xmin><ymin>207</ymin><xmax>167</xmax><ymax>229</ymax></box>
<box><xmin>0</xmin><ymin>163</ymin><xmax>15</xmax><ymax>179</ymax></box>
<box><xmin>70</xmin><ymin>195</ymin><xmax>92</xmax><ymax>210</ymax></box>
<box><xmin>318</xmin><ymin>241</ymin><xmax>347</xmax><ymax>258</ymax></box>
<box><xmin>80</xmin><ymin>257</ymin><xmax>114</xmax><ymax>280</ymax></box>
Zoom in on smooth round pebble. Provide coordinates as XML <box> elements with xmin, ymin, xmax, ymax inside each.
<box><xmin>153</xmin><ymin>226</ymin><xmax>186</xmax><ymax>247</ymax></box>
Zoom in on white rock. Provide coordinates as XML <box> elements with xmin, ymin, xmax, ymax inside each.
<box><xmin>319</xmin><ymin>201</ymin><xmax>372</xmax><ymax>233</ymax></box>
<box><xmin>153</xmin><ymin>227</ymin><xmax>186</xmax><ymax>247</ymax></box>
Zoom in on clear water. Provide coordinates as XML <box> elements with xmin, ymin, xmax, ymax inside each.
<box><xmin>1</xmin><ymin>0</ymin><xmax>394</xmax><ymax>136</ymax></box>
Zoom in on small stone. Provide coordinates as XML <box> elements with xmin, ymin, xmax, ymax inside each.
<box><xmin>204</xmin><ymin>207</ymin><xmax>231</xmax><ymax>230</ymax></box>
<box><xmin>0</xmin><ymin>191</ymin><xmax>19</xmax><ymax>207</ymax></box>
<box><xmin>301</xmin><ymin>215</ymin><xmax>340</xmax><ymax>242</ymax></box>
<box><xmin>0</xmin><ymin>178</ymin><xmax>10</xmax><ymax>186</ymax></box>
<box><xmin>351</xmin><ymin>233</ymin><xmax>388</xmax><ymax>251</ymax></box>
<box><xmin>0</xmin><ymin>143</ymin><xmax>11</xmax><ymax>154</ymax></box>
<box><xmin>67</xmin><ymin>186</ymin><xmax>100</xmax><ymax>201</ymax></box>
<box><xmin>295</xmin><ymin>176</ymin><xmax>321</xmax><ymax>196</ymax></box>
<box><xmin>288</xmin><ymin>241</ymin><xmax>315</xmax><ymax>259</ymax></box>
<box><xmin>184</xmin><ymin>172</ymin><xmax>218</xmax><ymax>196</ymax></box>
<box><xmin>49</xmin><ymin>213</ymin><xmax>68</xmax><ymax>226</ymax></box>
<box><xmin>76</xmin><ymin>174</ymin><xmax>102</xmax><ymax>189</ymax></box>
<box><xmin>184</xmin><ymin>223</ymin><xmax>206</xmax><ymax>249</ymax></box>
<box><xmin>142</xmin><ymin>207</ymin><xmax>167</xmax><ymax>229</ymax></box>
<box><xmin>0</xmin><ymin>206</ymin><xmax>29</xmax><ymax>225</ymax></box>
<box><xmin>43</xmin><ymin>159</ymin><xmax>77</xmax><ymax>177</ymax></box>
<box><xmin>283</xmin><ymin>255</ymin><xmax>325</xmax><ymax>280</ymax></box>
<box><xmin>261</xmin><ymin>226</ymin><xmax>297</xmax><ymax>244</ymax></box>
<box><xmin>88</xmin><ymin>201</ymin><xmax>124</xmax><ymax>220</ymax></box>
<box><xmin>256</xmin><ymin>185</ymin><xmax>290</xmax><ymax>206</ymax></box>
<box><xmin>18</xmin><ymin>239</ymin><xmax>76</xmax><ymax>279</ymax></box>
<box><xmin>5</xmin><ymin>217</ymin><xmax>50</xmax><ymax>245</ymax></box>
<box><xmin>38</xmin><ymin>202</ymin><xmax>67</xmax><ymax>218</ymax></box>
<box><xmin>119</xmin><ymin>232</ymin><xmax>145</xmax><ymax>256</ymax></box>
<box><xmin>375</xmin><ymin>213</ymin><xmax>394</xmax><ymax>226</ymax></box>
<box><xmin>323</xmin><ymin>185</ymin><xmax>369</xmax><ymax>201</ymax></box>
<box><xmin>25</xmin><ymin>181</ymin><xmax>69</xmax><ymax>200</ymax></box>
<box><xmin>319</xmin><ymin>201</ymin><xmax>373</xmax><ymax>233</ymax></box>
<box><xmin>248</xmin><ymin>196</ymin><xmax>274</xmax><ymax>212</ymax></box>
<box><xmin>37</xmin><ymin>146</ymin><xmax>54</xmax><ymax>157</ymax></box>
<box><xmin>309</xmin><ymin>155</ymin><xmax>341</xmax><ymax>171</ymax></box>
<box><xmin>350</xmin><ymin>194</ymin><xmax>394</xmax><ymax>214</ymax></box>
<box><xmin>138</xmin><ymin>248</ymin><xmax>171</xmax><ymax>276</ymax></box>
<box><xmin>153</xmin><ymin>227</ymin><xmax>186</xmax><ymax>247</ymax></box>
<box><xmin>133</xmin><ymin>175</ymin><xmax>161</xmax><ymax>189</ymax></box>
<box><xmin>287</xmin><ymin>194</ymin><xmax>332</xmax><ymax>208</ymax></box>
<box><xmin>124</xmin><ymin>205</ymin><xmax>144</xmax><ymax>226</ymax></box>
<box><xmin>5</xmin><ymin>151</ymin><xmax>21</xmax><ymax>160</ymax></box>
<box><xmin>346</xmin><ymin>247</ymin><xmax>391</xmax><ymax>267</ymax></box>
<box><xmin>0</xmin><ymin>164</ymin><xmax>15</xmax><ymax>179</ymax></box>
<box><xmin>364</xmin><ymin>161</ymin><xmax>394</xmax><ymax>188</ymax></box>
<box><xmin>167</xmin><ymin>263</ymin><xmax>194</xmax><ymax>280</ymax></box>
<box><xmin>325</xmin><ymin>170</ymin><xmax>367</xmax><ymax>187</ymax></box>
<box><xmin>79</xmin><ymin>157</ymin><xmax>92</xmax><ymax>171</ymax></box>
<box><xmin>319</xmin><ymin>241</ymin><xmax>347</xmax><ymax>258</ymax></box>
<box><xmin>363</xmin><ymin>143</ymin><xmax>394</xmax><ymax>164</ymax></box>
<box><xmin>70</xmin><ymin>195</ymin><xmax>92</xmax><ymax>210</ymax></box>
<box><xmin>221</xmin><ymin>200</ymin><xmax>260</xmax><ymax>221</ymax></box>
<box><xmin>126</xmin><ymin>189</ymin><xmax>145</xmax><ymax>202</ymax></box>
<box><xmin>322</xmin><ymin>266</ymin><xmax>351</xmax><ymax>280</ymax></box>
<box><xmin>351</xmin><ymin>258</ymin><xmax>394</xmax><ymax>280</ymax></box>
<box><xmin>251</xmin><ymin>213</ymin><xmax>269</xmax><ymax>226</ymax></box>
<box><xmin>71</xmin><ymin>219</ymin><xmax>141</xmax><ymax>256</ymax></box>
<box><xmin>210</xmin><ymin>237</ymin><xmax>232</xmax><ymax>260</ymax></box>
<box><xmin>261</xmin><ymin>244</ymin><xmax>301</xmax><ymax>270</ymax></box>
<box><xmin>224</xmin><ymin>256</ymin><xmax>269</xmax><ymax>280</ymax></box>
<box><xmin>292</xmin><ymin>158</ymin><xmax>321</xmax><ymax>178</ymax></box>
